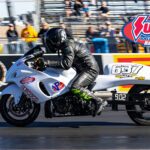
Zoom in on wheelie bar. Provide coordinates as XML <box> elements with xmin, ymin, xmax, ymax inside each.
<box><xmin>107</xmin><ymin>90</ymin><xmax>150</xmax><ymax>111</ymax></box>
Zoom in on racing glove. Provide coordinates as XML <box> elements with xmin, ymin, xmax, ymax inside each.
<box><xmin>34</xmin><ymin>57</ymin><xmax>49</xmax><ymax>71</ymax></box>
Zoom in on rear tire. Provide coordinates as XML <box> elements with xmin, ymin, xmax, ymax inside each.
<box><xmin>126</xmin><ymin>85</ymin><xmax>150</xmax><ymax>125</ymax></box>
<box><xmin>0</xmin><ymin>94</ymin><xmax>40</xmax><ymax>127</ymax></box>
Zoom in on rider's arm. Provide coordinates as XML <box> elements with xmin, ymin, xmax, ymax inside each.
<box><xmin>47</xmin><ymin>47</ymin><xmax>75</xmax><ymax>70</ymax></box>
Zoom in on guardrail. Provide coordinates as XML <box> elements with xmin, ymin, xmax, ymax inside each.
<box><xmin>0</xmin><ymin>37</ymin><xmax>149</xmax><ymax>54</ymax></box>
<box><xmin>0</xmin><ymin>38</ymin><xmax>42</xmax><ymax>54</ymax></box>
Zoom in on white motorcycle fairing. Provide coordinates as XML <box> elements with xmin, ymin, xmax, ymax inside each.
<box><xmin>1</xmin><ymin>84</ymin><xmax>23</xmax><ymax>104</ymax></box>
<box><xmin>92</xmin><ymin>63</ymin><xmax>150</xmax><ymax>91</ymax></box>
<box><xmin>0</xmin><ymin>58</ymin><xmax>77</xmax><ymax>104</ymax></box>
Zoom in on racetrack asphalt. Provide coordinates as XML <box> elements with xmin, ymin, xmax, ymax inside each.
<box><xmin>0</xmin><ymin>106</ymin><xmax>150</xmax><ymax>150</ymax></box>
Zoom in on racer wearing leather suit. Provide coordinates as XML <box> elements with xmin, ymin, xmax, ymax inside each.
<box><xmin>42</xmin><ymin>27</ymin><xmax>107</xmax><ymax>116</ymax></box>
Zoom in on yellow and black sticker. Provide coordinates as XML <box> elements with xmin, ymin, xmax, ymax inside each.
<box><xmin>135</xmin><ymin>76</ymin><xmax>145</xmax><ymax>80</ymax></box>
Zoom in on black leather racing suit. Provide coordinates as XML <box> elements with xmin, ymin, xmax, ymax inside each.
<box><xmin>47</xmin><ymin>41</ymin><xmax>104</xmax><ymax>116</ymax></box>
<box><xmin>47</xmin><ymin>41</ymin><xmax>99</xmax><ymax>90</ymax></box>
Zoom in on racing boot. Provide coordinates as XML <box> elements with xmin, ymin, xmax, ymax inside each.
<box><xmin>95</xmin><ymin>97</ymin><xmax>108</xmax><ymax>116</ymax></box>
<box><xmin>71</xmin><ymin>88</ymin><xmax>107</xmax><ymax>116</ymax></box>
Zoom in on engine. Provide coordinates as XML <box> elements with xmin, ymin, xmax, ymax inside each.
<box><xmin>51</xmin><ymin>93</ymin><xmax>94</xmax><ymax>116</ymax></box>
<box><xmin>53</xmin><ymin>95</ymin><xmax>71</xmax><ymax>114</ymax></box>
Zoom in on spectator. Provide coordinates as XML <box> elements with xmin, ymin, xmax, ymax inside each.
<box><xmin>65</xmin><ymin>0</ymin><xmax>72</xmax><ymax>6</ymax></box>
<box><xmin>115</xmin><ymin>28</ymin><xmax>122</xmax><ymax>37</ymax></box>
<box><xmin>7</xmin><ymin>24</ymin><xmax>18</xmax><ymax>42</ymax></box>
<box><xmin>65</xmin><ymin>0</ymin><xmax>83</xmax><ymax>17</ymax></box>
<box><xmin>82</xmin><ymin>4</ymin><xmax>92</xmax><ymax>22</ymax></box>
<box><xmin>98</xmin><ymin>2</ymin><xmax>109</xmax><ymax>20</ymax></box>
<box><xmin>128</xmin><ymin>13</ymin><xmax>138</xmax><ymax>22</ymax></box>
<box><xmin>78</xmin><ymin>0</ymin><xmax>83</xmax><ymax>5</ymax></box>
<box><xmin>38</xmin><ymin>22</ymin><xmax>49</xmax><ymax>38</ymax></box>
<box><xmin>73</xmin><ymin>0</ymin><xmax>83</xmax><ymax>16</ymax></box>
<box><xmin>21</xmin><ymin>22</ymin><xmax>38</xmax><ymax>49</ymax></box>
<box><xmin>86</xmin><ymin>26</ymin><xmax>99</xmax><ymax>53</ymax></box>
<box><xmin>59</xmin><ymin>23</ymin><xmax>73</xmax><ymax>39</ymax></box>
<box><xmin>65</xmin><ymin>0</ymin><xmax>73</xmax><ymax>18</ymax></box>
<box><xmin>86</xmin><ymin>26</ymin><xmax>98</xmax><ymax>42</ymax></box>
<box><xmin>100</xmin><ymin>21</ymin><xmax>115</xmax><ymax>37</ymax></box>
<box><xmin>100</xmin><ymin>22</ymin><xmax>118</xmax><ymax>53</ymax></box>
<box><xmin>6</xmin><ymin>24</ymin><xmax>19</xmax><ymax>53</ymax></box>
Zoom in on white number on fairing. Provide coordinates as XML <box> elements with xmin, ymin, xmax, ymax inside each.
<box><xmin>112</xmin><ymin>65</ymin><xmax>143</xmax><ymax>75</ymax></box>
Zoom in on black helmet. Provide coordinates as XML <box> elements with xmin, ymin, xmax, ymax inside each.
<box><xmin>43</xmin><ymin>27</ymin><xmax>67</xmax><ymax>53</ymax></box>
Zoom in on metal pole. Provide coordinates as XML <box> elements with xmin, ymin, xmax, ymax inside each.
<box><xmin>34</xmin><ymin>0</ymin><xmax>41</xmax><ymax>32</ymax></box>
<box><xmin>6</xmin><ymin>0</ymin><xmax>15</xmax><ymax>24</ymax></box>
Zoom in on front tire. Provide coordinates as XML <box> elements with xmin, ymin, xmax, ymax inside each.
<box><xmin>126</xmin><ymin>85</ymin><xmax>150</xmax><ymax>125</ymax></box>
<box><xmin>0</xmin><ymin>94</ymin><xmax>40</xmax><ymax>127</ymax></box>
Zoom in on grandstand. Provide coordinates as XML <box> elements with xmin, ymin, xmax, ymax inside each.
<box><xmin>1</xmin><ymin>0</ymin><xmax>150</xmax><ymax>53</ymax></box>
<box><xmin>40</xmin><ymin>0</ymin><xmax>150</xmax><ymax>40</ymax></box>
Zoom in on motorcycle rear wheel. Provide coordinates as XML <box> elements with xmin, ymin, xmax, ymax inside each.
<box><xmin>0</xmin><ymin>94</ymin><xmax>40</xmax><ymax>127</ymax></box>
<box><xmin>126</xmin><ymin>85</ymin><xmax>150</xmax><ymax>125</ymax></box>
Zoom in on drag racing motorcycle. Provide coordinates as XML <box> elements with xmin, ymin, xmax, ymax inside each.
<box><xmin>1</xmin><ymin>48</ymin><xmax>150</xmax><ymax>126</ymax></box>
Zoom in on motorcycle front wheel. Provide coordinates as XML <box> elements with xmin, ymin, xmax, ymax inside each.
<box><xmin>0</xmin><ymin>94</ymin><xmax>40</xmax><ymax>127</ymax></box>
<box><xmin>126</xmin><ymin>85</ymin><xmax>150</xmax><ymax>125</ymax></box>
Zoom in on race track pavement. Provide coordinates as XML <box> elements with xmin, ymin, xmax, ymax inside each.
<box><xmin>0</xmin><ymin>108</ymin><xmax>150</xmax><ymax>150</ymax></box>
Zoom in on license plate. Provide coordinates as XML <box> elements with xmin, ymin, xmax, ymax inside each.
<box><xmin>115</xmin><ymin>93</ymin><xmax>127</xmax><ymax>101</ymax></box>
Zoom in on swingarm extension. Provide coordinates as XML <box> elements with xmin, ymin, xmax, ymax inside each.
<box><xmin>104</xmin><ymin>91</ymin><xmax>150</xmax><ymax>111</ymax></box>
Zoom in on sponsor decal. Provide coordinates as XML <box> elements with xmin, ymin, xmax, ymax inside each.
<box><xmin>113</xmin><ymin>54</ymin><xmax>150</xmax><ymax>91</ymax></box>
<box><xmin>52</xmin><ymin>82</ymin><xmax>65</xmax><ymax>92</ymax></box>
<box><xmin>112</xmin><ymin>64</ymin><xmax>143</xmax><ymax>78</ymax></box>
<box><xmin>135</xmin><ymin>76</ymin><xmax>145</xmax><ymax>80</ymax></box>
<box><xmin>20</xmin><ymin>77</ymin><xmax>35</xmax><ymax>84</ymax></box>
<box><xmin>116</xmin><ymin>75</ymin><xmax>136</xmax><ymax>78</ymax></box>
<box><xmin>21</xmin><ymin>85</ymin><xmax>38</xmax><ymax>101</ymax></box>
<box><xmin>122</xmin><ymin>15</ymin><xmax>150</xmax><ymax>46</ymax></box>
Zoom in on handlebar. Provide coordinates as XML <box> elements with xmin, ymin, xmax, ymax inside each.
<box><xmin>32</xmin><ymin>46</ymin><xmax>46</xmax><ymax>58</ymax></box>
<box><xmin>24</xmin><ymin>47</ymin><xmax>46</xmax><ymax>62</ymax></box>
<box><xmin>21</xmin><ymin>48</ymin><xmax>46</xmax><ymax>70</ymax></box>
<box><xmin>33</xmin><ymin>50</ymin><xmax>44</xmax><ymax>58</ymax></box>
